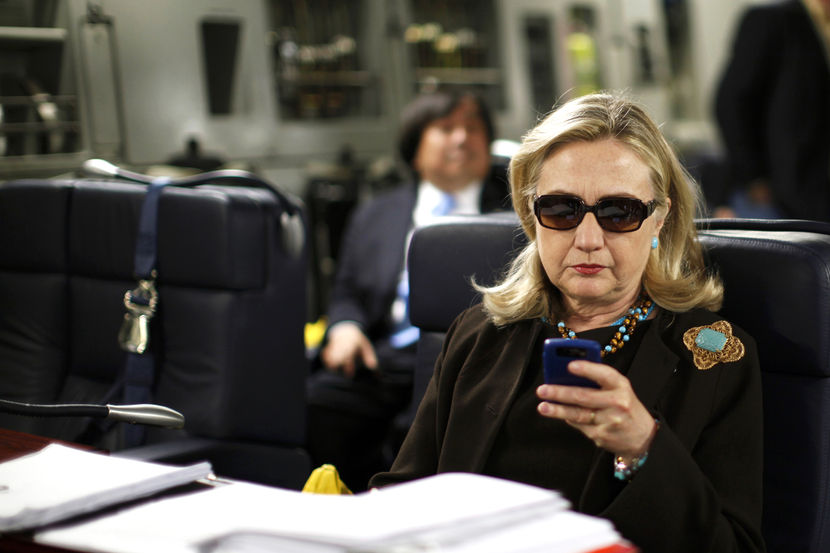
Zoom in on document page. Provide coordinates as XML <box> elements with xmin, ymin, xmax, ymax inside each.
<box><xmin>33</xmin><ymin>472</ymin><xmax>628</xmax><ymax>553</ymax></box>
<box><xmin>0</xmin><ymin>443</ymin><xmax>212</xmax><ymax>533</ymax></box>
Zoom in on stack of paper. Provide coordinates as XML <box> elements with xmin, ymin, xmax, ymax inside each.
<box><xmin>0</xmin><ymin>443</ymin><xmax>212</xmax><ymax>533</ymax></box>
<box><xmin>210</xmin><ymin>509</ymin><xmax>626</xmax><ymax>553</ymax></box>
<box><xmin>34</xmin><ymin>472</ymin><xmax>633</xmax><ymax>553</ymax></box>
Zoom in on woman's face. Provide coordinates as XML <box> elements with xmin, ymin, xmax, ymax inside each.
<box><xmin>535</xmin><ymin>139</ymin><xmax>667</xmax><ymax>313</ymax></box>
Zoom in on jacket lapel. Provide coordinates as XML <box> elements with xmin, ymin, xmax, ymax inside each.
<box><xmin>578</xmin><ymin>309</ymin><xmax>679</xmax><ymax>514</ymax></box>
<box><xmin>624</xmin><ymin>309</ymin><xmax>680</xmax><ymax>408</ymax></box>
<box><xmin>440</xmin><ymin>319</ymin><xmax>543</xmax><ymax>472</ymax></box>
<box><xmin>376</xmin><ymin>185</ymin><xmax>418</xmax><ymax>308</ymax></box>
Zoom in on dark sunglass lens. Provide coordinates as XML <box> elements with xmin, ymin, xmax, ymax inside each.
<box><xmin>537</xmin><ymin>197</ymin><xmax>582</xmax><ymax>229</ymax></box>
<box><xmin>596</xmin><ymin>199</ymin><xmax>646</xmax><ymax>231</ymax></box>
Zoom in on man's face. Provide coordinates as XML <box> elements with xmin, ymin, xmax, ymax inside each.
<box><xmin>412</xmin><ymin>97</ymin><xmax>492</xmax><ymax>192</ymax></box>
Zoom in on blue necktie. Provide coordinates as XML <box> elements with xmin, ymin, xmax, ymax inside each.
<box><xmin>432</xmin><ymin>192</ymin><xmax>456</xmax><ymax>218</ymax></box>
<box><xmin>389</xmin><ymin>193</ymin><xmax>456</xmax><ymax>348</ymax></box>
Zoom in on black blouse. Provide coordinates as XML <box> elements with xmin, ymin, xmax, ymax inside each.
<box><xmin>482</xmin><ymin>318</ymin><xmax>652</xmax><ymax>503</ymax></box>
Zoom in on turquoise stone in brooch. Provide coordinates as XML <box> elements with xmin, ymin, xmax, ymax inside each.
<box><xmin>683</xmin><ymin>321</ymin><xmax>745</xmax><ymax>370</ymax></box>
<box><xmin>695</xmin><ymin>328</ymin><xmax>727</xmax><ymax>352</ymax></box>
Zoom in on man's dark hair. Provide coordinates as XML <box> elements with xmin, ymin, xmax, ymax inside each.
<box><xmin>397</xmin><ymin>90</ymin><xmax>494</xmax><ymax>172</ymax></box>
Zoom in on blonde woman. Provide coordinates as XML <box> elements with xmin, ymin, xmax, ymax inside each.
<box><xmin>371</xmin><ymin>93</ymin><xmax>764</xmax><ymax>553</ymax></box>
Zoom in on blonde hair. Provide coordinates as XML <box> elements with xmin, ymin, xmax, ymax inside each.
<box><xmin>476</xmin><ymin>93</ymin><xmax>722</xmax><ymax>326</ymax></box>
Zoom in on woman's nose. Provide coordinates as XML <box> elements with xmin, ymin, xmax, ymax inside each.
<box><xmin>573</xmin><ymin>213</ymin><xmax>604</xmax><ymax>251</ymax></box>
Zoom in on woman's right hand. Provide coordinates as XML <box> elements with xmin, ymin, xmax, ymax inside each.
<box><xmin>321</xmin><ymin>322</ymin><xmax>378</xmax><ymax>377</ymax></box>
<box><xmin>536</xmin><ymin>359</ymin><xmax>656</xmax><ymax>460</ymax></box>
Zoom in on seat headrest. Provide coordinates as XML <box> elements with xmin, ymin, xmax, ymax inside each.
<box><xmin>0</xmin><ymin>179</ymin><xmax>282</xmax><ymax>290</ymax></box>
<box><xmin>408</xmin><ymin>215</ymin><xmax>830</xmax><ymax>378</ymax></box>
<box><xmin>409</xmin><ymin>212</ymin><xmax>526</xmax><ymax>332</ymax></box>
<box><xmin>699</xmin><ymin>224</ymin><xmax>830</xmax><ymax>377</ymax></box>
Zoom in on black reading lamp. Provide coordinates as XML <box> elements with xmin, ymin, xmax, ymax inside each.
<box><xmin>0</xmin><ymin>398</ymin><xmax>185</xmax><ymax>429</ymax></box>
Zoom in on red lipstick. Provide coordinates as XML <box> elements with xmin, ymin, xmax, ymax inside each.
<box><xmin>573</xmin><ymin>264</ymin><xmax>604</xmax><ymax>275</ymax></box>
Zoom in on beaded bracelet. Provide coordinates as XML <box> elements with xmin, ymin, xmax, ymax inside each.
<box><xmin>613</xmin><ymin>419</ymin><xmax>660</xmax><ymax>481</ymax></box>
<box><xmin>613</xmin><ymin>451</ymin><xmax>648</xmax><ymax>481</ymax></box>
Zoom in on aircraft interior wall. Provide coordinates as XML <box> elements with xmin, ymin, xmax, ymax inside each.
<box><xmin>0</xmin><ymin>0</ymin><xmax>764</xmax><ymax>194</ymax></box>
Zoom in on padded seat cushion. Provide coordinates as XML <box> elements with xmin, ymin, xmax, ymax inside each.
<box><xmin>699</xmin><ymin>227</ymin><xmax>830</xmax><ymax>377</ymax></box>
<box><xmin>0</xmin><ymin>179</ymin><xmax>271</xmax><ymax>289</ymax></box>
<box><xmin>0</xmin><ymin>178</ymin><xmax>308</xmax><ymax>447</ymax></box>
<box><xmin>409</xmin><ymin>213</ymin><xmax>527</xmax><ymax>332</ymax></box>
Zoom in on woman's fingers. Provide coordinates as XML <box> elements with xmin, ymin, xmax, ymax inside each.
<box><xmin>538</xmin><ymin>400</ymin><xmax>598</xmax><ymax>425</ymax></box>
<box><xmin>566</xmin><ymin>360</ymin><xmax>625</xmax><ymax>389</ymax></box>
<box><xmin>537</xmin><ymin>364</ymin><xmax>654</xmax><ymax>455</ymax></box>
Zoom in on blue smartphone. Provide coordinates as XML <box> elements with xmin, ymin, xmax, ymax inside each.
<box><xmin>543</xmin><ymin>338</ymin><xmax>601</xmax><ymax>388</ymax></box>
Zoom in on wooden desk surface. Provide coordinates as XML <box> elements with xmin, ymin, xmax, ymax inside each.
<box><xmin>2</xmin><ymin>428</ymin><xmax>65</xmax><ymax>460</ymax></box>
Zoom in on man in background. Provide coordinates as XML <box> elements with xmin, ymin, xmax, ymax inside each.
<box><xmin>714</xmin><ymin>0</ymin><xmax>830</xmax><ymax>220</ymax></box>
<box><xmin>306</xmin><ymin>90</ymin><xmax>511</xmax><ymax>490</ymax></box>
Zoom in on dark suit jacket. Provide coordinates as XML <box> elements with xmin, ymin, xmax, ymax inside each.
<box><xmin>716</xmin><ymin>0</ymin><xmax>830</xmax><ymax>221</ymax></box>
<box><xmin>326</xmin><ymin>165</ymin><xmax>511</xmax><ymax>344</ymax></box>
<box><xmin>371</xmin><ymin>305</ymin><xmax>764</xmax><ymax>553</ymax></box>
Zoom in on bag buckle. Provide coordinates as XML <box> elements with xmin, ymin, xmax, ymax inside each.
<box><xmin>118</xmin><ymin>277</ymin><xmax>158</xmax><ymax>354</ymax></box>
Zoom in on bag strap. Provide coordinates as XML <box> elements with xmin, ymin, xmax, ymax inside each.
<box><xmin>118</xmin><ymin>177</ymin><xmax>170</xmax><ymax>447</ymax></box>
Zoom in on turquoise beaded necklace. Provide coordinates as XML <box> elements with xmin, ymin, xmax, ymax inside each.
<box><xmin>547</xmin><ymin>294</ymin><xmax>655</xmax><ymax>358</ymax></box>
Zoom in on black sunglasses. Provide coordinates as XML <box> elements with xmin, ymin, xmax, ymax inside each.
<box><xmin>533</xmin><ymin>194</ymin><xmax>658</xmax><ymax>233</ymax></box>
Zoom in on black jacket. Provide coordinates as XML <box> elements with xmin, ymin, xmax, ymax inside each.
<box><xmin>716</xmin><ymin>0</ymin><xmax>830</xmax><ymax>221</ymax></box>
<box><xmin>372</xmin><ymin>305</ymin><xmax>765</xmax><ymax>553</ymax></box>
<box><xmin>326</xmin><ymin>166</ymin><xmax>511</xmax><ymax>341</ymax></box>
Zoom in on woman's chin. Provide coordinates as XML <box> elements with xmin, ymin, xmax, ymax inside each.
<box><xmin>559</xmin><ymin>279</ymin><xmax>615</xmax><ymax>303</ymax></box>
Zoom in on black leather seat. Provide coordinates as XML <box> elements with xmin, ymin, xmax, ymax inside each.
<box><xmin>0</xmin><ymin>178</ymin><xmax>310</xmax><ymax>489</ymax></box>
<box><xmin>405</xmin><ymin>213</ymin><xmax>830</xmax><ymax>553</ymax></box>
